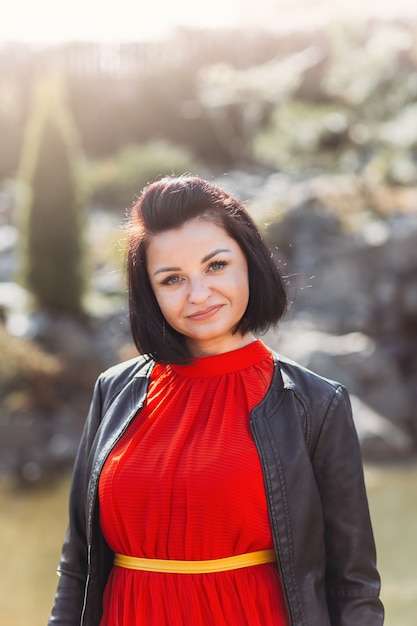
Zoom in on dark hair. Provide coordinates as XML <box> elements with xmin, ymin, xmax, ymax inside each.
<box><xmin>126</xmin><ymin>175</ymin><xmax>287</xmax><ymax>363</ymax></box>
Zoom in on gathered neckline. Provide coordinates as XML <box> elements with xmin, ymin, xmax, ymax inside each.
<box><xmin>169</xmin><ymin>339</ymin><xmax>272</xmax><ymax>378</ymax></box>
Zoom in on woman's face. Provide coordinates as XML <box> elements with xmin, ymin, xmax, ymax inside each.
<box><xmin>146</xmin><ymin>218</ymin><xmax>252</xmax><ymax>356</ymax></box>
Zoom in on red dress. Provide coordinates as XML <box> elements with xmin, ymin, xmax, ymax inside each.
<box><xmin>98</xmin><ymin>340</ymin><xmax>288</xmax><ymax>625</ymax></box>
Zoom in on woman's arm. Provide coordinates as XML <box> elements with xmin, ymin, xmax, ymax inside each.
<box><xmin>48</xmin><ymin>376</ymin><xmax>104</xmax><ymax>626</ymax></box>
<box><xmin>311</xmin><ymin>385</ymin><xmax>384</xmax><ymax>625</ymax></box>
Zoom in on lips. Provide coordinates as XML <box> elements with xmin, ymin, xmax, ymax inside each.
<box><xmin>187</xmin><ymin>305</ymin><xmax>223</xmax><ymax>321</ymax></box>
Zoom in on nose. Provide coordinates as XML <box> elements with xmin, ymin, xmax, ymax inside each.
<box><xmin>188</xmin><ymin>276</ymin><xmax>211</xmax><ymax>304</ymax></box>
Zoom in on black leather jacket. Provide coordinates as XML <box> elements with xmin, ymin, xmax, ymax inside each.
<box><xmin>48</xmin><ymin>350</ymin><xmax>383</xmax><ymax>626</ymax></box>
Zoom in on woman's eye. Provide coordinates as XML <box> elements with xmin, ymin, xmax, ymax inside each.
<box><xmin>162</xmin><ymin>275</ymin><xmax>182</xmax><ymax>286</ymax></box>
<box><xmin>208</xmin><ymin>260</ymin><xmax>227</xmax><ymax>272</ymax></box>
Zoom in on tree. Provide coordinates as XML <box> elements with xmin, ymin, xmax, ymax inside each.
<box><xmin>19</xmin><ymin>73</ymin><xmax>86</xmax><ymax>315</ymax></box>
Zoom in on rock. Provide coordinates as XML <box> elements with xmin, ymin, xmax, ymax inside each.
<box><xmin>263</xmin><ymin>172</ymin><xmax>417</xmax><ymax>445</ymax></box>
<box><xmin>350</xmin><ymin>395</ymin><xmax>415</xmax><ymax>462</ymax></box>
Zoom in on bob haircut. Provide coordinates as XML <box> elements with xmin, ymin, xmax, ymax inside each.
<box><xmin>126</xmin><ymin>175</ymin><xmax>288</xmax><ymax>364</ymax></box>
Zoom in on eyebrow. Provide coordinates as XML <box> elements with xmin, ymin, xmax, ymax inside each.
<box><xmin>153</xmin><ymin>248</ymin><xmax>231</xmax><ymax>276</ymax></box>
<box><xmin>201</xmin><ymin>248</ymin><xmax>230</xmax><ymax>263</ymax></box>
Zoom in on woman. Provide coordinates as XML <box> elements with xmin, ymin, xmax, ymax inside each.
<box><xmin>48</xmin><ymin>176</ymin><xmax>383</xmax><ymax>626</ymax></box>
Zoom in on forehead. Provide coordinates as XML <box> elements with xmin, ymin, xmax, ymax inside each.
<box><xmin>147</xmin><ymin>219</ymin><xmax>241</xmax><ymax>260</ymax></box>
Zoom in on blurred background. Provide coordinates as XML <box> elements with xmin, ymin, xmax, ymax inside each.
<box><xmin>0</xmin><ymin>1</ymin><xmax>416</xmax><ymax>624</ymax></box>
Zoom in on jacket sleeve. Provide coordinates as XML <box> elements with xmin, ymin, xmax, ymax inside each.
<box><xmin>311</xmin><ymin>384</ymin><xmax>384</xmax><ymax>626</ymax></box>
<box><xmin>48</xmin><ymin>376</ymin><xmax>104</xmax><ymax>626</ymax></box>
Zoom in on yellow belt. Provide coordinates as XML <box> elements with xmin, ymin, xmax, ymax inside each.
<box><xmin>114</xmin><ymin>549</ymin><xmax>276</xmax><ymax>574</ymax></box>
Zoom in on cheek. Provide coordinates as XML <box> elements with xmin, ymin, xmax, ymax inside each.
<box><xmin>153</xmin><ymin>290</ymin><xmax>180</xmax><ymax>320</ymax></box>
<box><xmin>239</xmin><ymin>284</ymin><xmax>250</xmax><ymax>312</ymax></box>
<box><xmin>234</xmin><ymin>267</ymin><xmax>250</xmax><ymax>301</ymax></box>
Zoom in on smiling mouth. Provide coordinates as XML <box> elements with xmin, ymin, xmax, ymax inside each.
<box><xmin>188</xmin><ymin>305</ymin><xmax>223</xmax><ymax>321</ymax></box>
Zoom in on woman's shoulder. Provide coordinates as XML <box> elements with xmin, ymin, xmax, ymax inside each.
<box><xmin>97</xmin><ymin>354</ymin><xmax>155</xmax><ymax>400</ymax></box>
<box><xmin>266</xmin><ymin>349</ymin><xmax>353</xmax><ymax>448</ymax></box>
<box><xmin>268</xmin><ymin>348</ymin><xmax>348</xmax><ymax>407</ymax></box>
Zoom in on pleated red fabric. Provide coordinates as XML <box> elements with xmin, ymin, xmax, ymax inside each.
<box><xmin>98</xmin><ymin>340</ymin><xmax>289</xmax><ymax>625</ymax></box>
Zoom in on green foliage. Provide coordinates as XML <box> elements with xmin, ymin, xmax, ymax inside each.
<box><xmin>18</xmin><ymin>75</ymin><xmax>87</xmax><ymax>314</ymax></box>
<box><xmin>252</xmin><ymin>100</ymin><xmax>354</xmax><ymax>171</ymax></box>
<box><xmin>88</xmin><ymin>140</ymin><xmax>200</xmax><ymax>210</ymax></box>
<box><xmin>0</xmin><ymin>77</ymin><xmax>23</xmax><ymax>178</ymax></box>
<box><xmin>2</xmin><ymin>20</ymin><xmax>417</xmax><ymax>203</ymax></box>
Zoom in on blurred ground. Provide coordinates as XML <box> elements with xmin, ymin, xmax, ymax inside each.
<box><xmin>0</xmin><ymin>463</ymin><xmax>416</xmax><ymax>626</ymax></box>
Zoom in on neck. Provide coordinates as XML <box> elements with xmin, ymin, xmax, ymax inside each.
<box><xmin>188</xmin><ymin>332</ymin><xmax>255</xmax><ymax>358</ymax></box>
